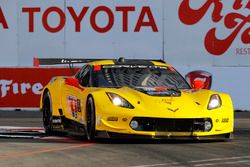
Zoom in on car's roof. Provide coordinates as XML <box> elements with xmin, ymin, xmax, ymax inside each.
<box><xmin>88</xmin><ymin>60</ymin><xmax>170</xmax><ymax>67</ymax></box>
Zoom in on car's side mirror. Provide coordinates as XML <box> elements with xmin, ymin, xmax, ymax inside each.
<box><xmin>185</xmin><ymin>71</ymin><xmax>212</xmax><ymax>90</ymax></box>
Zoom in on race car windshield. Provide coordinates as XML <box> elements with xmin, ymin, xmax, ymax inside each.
<box><xmin>92</xmin><ymin>65</ymin><xmax>190</xmax><ymax>89</ymax></box>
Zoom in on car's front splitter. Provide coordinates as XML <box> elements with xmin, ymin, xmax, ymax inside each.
<box><xmin>95</xmin><ymin>131</ymin><xmax>233</xmax><ymax>140</ymax></box>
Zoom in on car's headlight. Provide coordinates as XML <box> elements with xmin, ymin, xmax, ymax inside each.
<box><xmin>106</xmin><ymin>92</ymin><xmax>134</xmax><ymax>109</ymax></box>
<box><xmin>207</xmin><ymin>94</ymin><xmax>222</xmax><ymax>110</ymax></box>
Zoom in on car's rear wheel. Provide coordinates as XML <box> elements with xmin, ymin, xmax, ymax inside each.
<box><xmin>42</xmin><ymin>91</ymin><xmax>53</xmax><ymax>135</ymax></box>
<box><xmin>86</xmin><ymin>96</ymin><xmax>96</xmax><ymax>140</ymax></box>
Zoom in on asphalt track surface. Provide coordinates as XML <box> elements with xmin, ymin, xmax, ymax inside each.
<box><xmin>0</xmin><ymin>111</ymin><xmax>250</xmax><ymax>167</ymax></box>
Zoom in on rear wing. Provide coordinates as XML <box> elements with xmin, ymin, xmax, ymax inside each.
<box><xmin>33</xmin><ymin>57</ymin><xmax>166</xmax><ymax>67</ymax></box>
<box><xmin>33</xmin><ymin>58</ymin><xmax>104</xmax><ymax>67</ymax></box>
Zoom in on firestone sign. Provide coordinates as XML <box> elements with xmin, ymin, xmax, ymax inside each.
<box><xmin>0</xmin><ymin>80</ymin><xmax>43</xmax><ymax>98</ymax></box>
<box><xmin>0</xmin><ymin>68</ymin><xmax>75</xmax><ymax>108</ymax></box>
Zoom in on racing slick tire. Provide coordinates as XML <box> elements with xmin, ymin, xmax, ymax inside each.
<box><xmin>86</xmin><ymin>96</ymin><xmax>96</xmax><ymax>141</ymax></box>
<box><xmin>42</xmin><ymin>91</ymin><xmax>54</xmax><ymax>135</ymax></box>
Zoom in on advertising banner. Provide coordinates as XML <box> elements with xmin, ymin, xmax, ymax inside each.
<box><xmin>165</xmin><ymin>0</ymin><xmax>250</xmax><ymax>66</ymax></box>
<box><xmin>0</xmin><ymin>0</ymin><xmax>248</xmax><ymax>67</ymax></box>
<box><xmin>0</xmin><ymin>0</ymin><xmax>163</xmax><ymax>67</ymax></box>
<box><xmin>0</xmin><ymin>68</ymin><xmax>76</xmax><ymax>108</ymax></box>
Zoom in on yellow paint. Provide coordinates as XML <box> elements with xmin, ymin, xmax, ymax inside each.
<box><xmin>40</xmin><ymin>60</ymin><xmax>234</xmax><ymax>138</ymax></box>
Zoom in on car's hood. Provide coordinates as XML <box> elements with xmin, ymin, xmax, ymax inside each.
<box><xmin>106</xmin><ymin>86</ymin><xmax>218</xmax><ymax>118</ymax></box>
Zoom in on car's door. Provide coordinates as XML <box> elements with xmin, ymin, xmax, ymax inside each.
<box><xmin>62</xmin><ymin>65</ymin><xmax>91</xmax><ymax>124</ymax></box>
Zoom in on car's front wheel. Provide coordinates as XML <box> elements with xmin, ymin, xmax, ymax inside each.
<box><xmin>86</xmin><ymin>96</ymin><xmax>96</xmax><ymax>140</ymax></box>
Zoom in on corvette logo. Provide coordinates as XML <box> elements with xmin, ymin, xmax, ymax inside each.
<box><xmin>167</xmin><ymin>108</ymin><xmax>179</xmax><ymax>112</ymax></box>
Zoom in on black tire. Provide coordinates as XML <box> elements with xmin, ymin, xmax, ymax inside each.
<box><xmin>86</xmin><ymin>96</ymin><xmax>96</xmax><ymax>140</ymax></box>
<box><xmin>42</xmin><ymin>91</ymin><xmax>53</xmax><ymax>135</ymax></box>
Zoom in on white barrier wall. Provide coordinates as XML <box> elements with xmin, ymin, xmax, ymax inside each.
<box><xmin>0</xmin><ymin>0</ymin><xmax>249</xmax><ymax>110</ymax></box>
<box><xmin>0</xmin><ymin>0</ymin><xmax>163</xmax><ymax>66</ymax></box>
<box><xmin>164</xmin><ymin>1</ymin><xmax>250</xmax><ymax>110</ymax></box>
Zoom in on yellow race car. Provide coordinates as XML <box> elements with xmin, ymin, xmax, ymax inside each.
<box><xmin>39</xmin><ymin>58</ymin><xmax>234</xmax><ymax>140</ymax></box>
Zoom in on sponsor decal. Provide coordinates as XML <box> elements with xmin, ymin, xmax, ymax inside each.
<box><xmin>236</xmin><ymin>47</ymin><xmax>250</xmax><ymax>56</ymax></box>
<box><xmin>67</xmin><ymin>96</ymin><xmax>81</xmax><ymax>119</ymax></box>
<box><xmin>222</xmin><ymin>118</ymin><xmax>229</xmax><ymax>123</ymax></box>
<box><xmin>179</xmin><ymin>0</ymin><xmax>250</xmax><ymax>56</ymax></box>
<box><xmin>107</xmin><ymin>117</ymin><xmax>118</xmax><ymax>121</ymax></box>
<box><xmin>0</xmin><ymin>5</ymin><xmax>158</xmax><ymax>33</ymax></box>
<box><xmin>0</xmin><ymin>68</ymin><xmax>75</xmax><ymax>108</ymax></box>
<box><xmin>52</xmin><ymin>124</ymin><xmax>63</xmax><ymax>129</ymax></box>
<box><xmin>52</xmin><ymin>118</ymin><xmax>62</xmax><ymax>124</ymax></box>
<box><xmin>161</xmin><ymin>98</ymin><xmax>174</xmax><ymax>105</ymax></box>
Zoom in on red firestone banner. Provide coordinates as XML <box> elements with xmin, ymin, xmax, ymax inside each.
<box><xmin>0</xmin><ymin>68</ymin><xmax>78</xmax><ymax>108</ymax></box>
